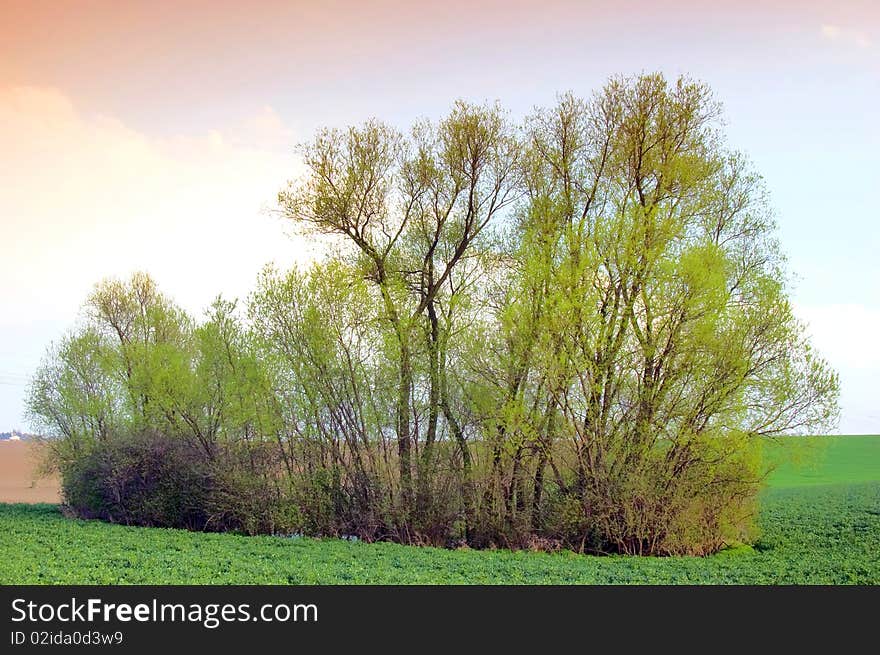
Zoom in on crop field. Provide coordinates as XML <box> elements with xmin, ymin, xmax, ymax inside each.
<box><xmin>0</xmin><ymin>436</ymin><xmax>878</xmax><ymax>584</ymax></box>
<box><xmin>0</xmin><ymin>440</ymin><xmax>60</xmax><ymax>504</ymax></box>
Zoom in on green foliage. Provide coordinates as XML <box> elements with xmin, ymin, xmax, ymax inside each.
<box><xmin>59</xmin><ymin>430</ymin><xmax>295</xmax><ymax>535</ymax></box>
<box><xmin>27</xmin><ymin>73</ymin><xmax>841</xmax><ymax>556</ymax></box>
<box><xmin>61</xmin><ymin>431</ymin><xmax>214</xmax><ymax>529</ymax></box>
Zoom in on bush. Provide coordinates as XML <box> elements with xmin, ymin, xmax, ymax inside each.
<box><xmin>59</xmin><ymin>431</ymin><xmax>297</xmax><ymax>536</ymax></box>
<box><xmin>61</xmin><ymin>431</ymin><xmax>213</xmax><ymax>529</ymax></box>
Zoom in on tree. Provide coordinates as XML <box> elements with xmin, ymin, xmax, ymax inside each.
<box><xmin>278</xmin><ymin>102</ymin><xmax>520</xmax><ymax>528</ymax></box>
<box><xmin>489</xmin><ymin>74</ymin><xmax>839</xmax><ymax>553</ymax></box>
<box><xmin>28</xmin><ymin>273</ymin><xmax>292</xmax><ymax>534</ymax></box>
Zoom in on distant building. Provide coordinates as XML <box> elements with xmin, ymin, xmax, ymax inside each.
<box><xmin>0</xmin><ymin>429</ymin><xmax>34</xmax><ymax>441</ymax></box>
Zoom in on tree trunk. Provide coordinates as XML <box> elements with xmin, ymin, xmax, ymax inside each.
<box><xmin>417</xmin><ymin>304</ymin><xmax>441</xmax><ymax>521</ymax></box>
<box><xmin>397</xmin><ymin>340</ymin><xmax>413</xmax><ymax>514</ymax></box>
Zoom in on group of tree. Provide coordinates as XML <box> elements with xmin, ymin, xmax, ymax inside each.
<box><xmin>28</xmin><ymin>73</ymin><xmax>839</xmax><ymax>555</ymax></box>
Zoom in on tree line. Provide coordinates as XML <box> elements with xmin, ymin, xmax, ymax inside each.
<box><xmin>28</xmin><ymin>73</ymin><xmax>839</xmax><ymax>555</ymax></box>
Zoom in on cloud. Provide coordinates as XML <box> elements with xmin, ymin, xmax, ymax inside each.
<box><xmin>820</xmin><ymin>23</ymin><xmax>872</xmax><ymax>49</ymax></box>
<box><xmin>794</xmin><ymin>302</ymin><xmax>880</xmax><ymax>435</ymax></box>
<box><xmin>795</xmin><ymin>303</ymin><xmax>880</xmax><ymax>371</ymax></box>
<box><xmin>821</xmin><ymin>24</ymin><xmax>842</xmax><ymax>40</ymax></box>
<box><xmin>0</xmin><ymin>86</ymin><xmax>314</xmax><ymax>325</ymax></box>
<box><xmin>854</xmin><ymin>34</ymin><xmax>873</xmax><ymax>49</ymax></box>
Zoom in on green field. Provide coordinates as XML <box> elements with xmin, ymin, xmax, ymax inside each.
<box><xmin>1</xmin><ymin>436</ymin><xmax>878</xmax><ymax>584</ymax></box>
<box><xmin>765</xmin><ymin>435</ymin><xmax>880</xmax><ymax>488</ymax></box>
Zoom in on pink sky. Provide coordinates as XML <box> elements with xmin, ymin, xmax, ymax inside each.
<box><xmin>3</xmin><ymin>1</ymin><xmax>876</xmax><ymax>132</ymax></box>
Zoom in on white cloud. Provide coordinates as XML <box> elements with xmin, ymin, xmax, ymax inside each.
<box><xmin>854</xmin><ymin>34</ymin><xmax>873</xmax><ymax>49</ymax></box>
<box><xmin>0</xmin><ymin>86</ymin><xmax>315</xmax><ymax>324</ymax></box>
<box><xmin>794</xmin><ymin>303</ymin><xmax>880</xmax><ymax>435</ymax></box>
<box><xmin>0</xmin><ymin>86</ymin><xmax>325</xmax><ymax>428</ymax></box>
<box><xmin>820</xmin><ymin>23</ymin><xmax>873</xmax><ymax>50</ymax></box>
<box><xmin>821</xmin><ymin>24</ymin><xmax>842</xmax><ymax>40</ymax></box>
<box><xmin>795</xmin><ymin>303</ymin><xmax>880</xmax><ymax>371</ymax></box>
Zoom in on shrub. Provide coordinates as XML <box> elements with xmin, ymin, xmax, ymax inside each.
<box><xmin>60</xmin><ymin>431</ymin><xmax>213</xmax><ymax>529</ymax></box>
<box><xmin>59</xmin><ymin>430</ymin><xmax>298</xmax><ymax>536</ymax></box>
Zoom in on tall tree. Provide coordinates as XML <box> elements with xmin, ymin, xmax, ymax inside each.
<box><xmin>497</xmin><ymin>74</ymin><xmax>839</xmax><ymax>552</ymax></box>
<box><xmin>278</xmin><ymin>102</ymin><xmax>520</xmax><ymax>524</ymax></box>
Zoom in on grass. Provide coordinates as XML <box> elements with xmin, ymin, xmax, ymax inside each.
<box><xmin>1</xmin><ymin>436</ymin><xmax>878</xmax><ymax>584</ymax></box>
<box><xmin>765</xmin><ymin>434</ymin><xmax>880</xmax><ymax>488</ymax></box>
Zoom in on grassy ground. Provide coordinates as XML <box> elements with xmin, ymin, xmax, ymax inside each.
<box><xmin>765</xmin><ymin>434</ymin><xmax>880</xmax><ymax>488</ymax></box>
<box><xmin>1</xmin><ymin>436</ymin><xmax>878</xmax><ymax>584</ymax></box>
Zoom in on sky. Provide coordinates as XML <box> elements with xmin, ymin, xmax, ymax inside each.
<box><xmin>1</xmin><ymin>0</ymin><xmax>877</xmax><ymax>433</ymax></box>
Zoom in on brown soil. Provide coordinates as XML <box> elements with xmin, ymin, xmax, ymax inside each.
<box><xmin>0</xmin><ymin>440</ymin><xmax>61</xmax><ymax>503</ymax></box>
